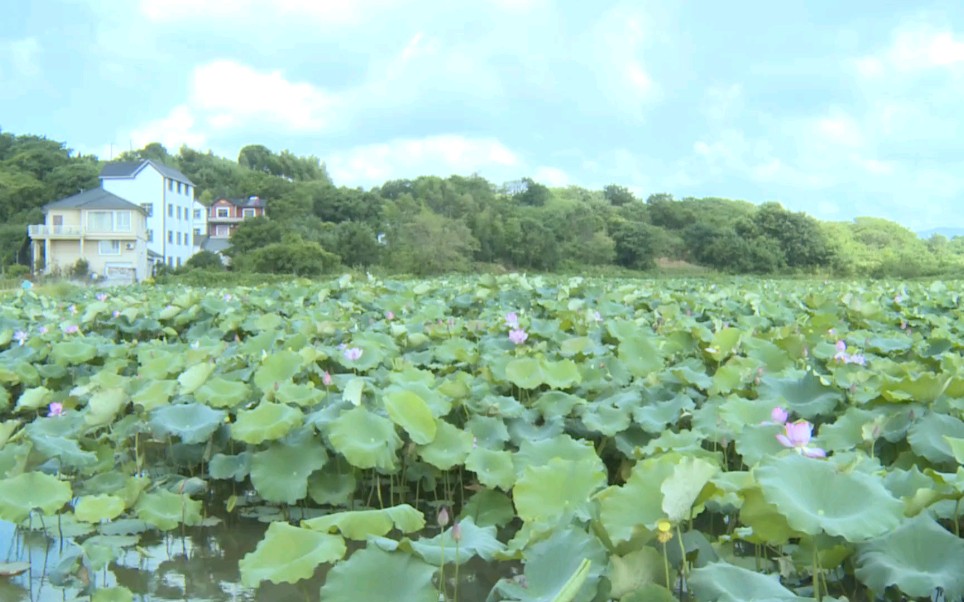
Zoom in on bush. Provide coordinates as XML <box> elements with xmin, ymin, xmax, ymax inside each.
<box><xmin>71</xmin><ymin>258</ymin><xmax>89</xmax><ymax>279</ymax></box>
<box><xmin>5</xmin><ymin>264</ymin><xmax>30</xmax><ymax>279</ymax></box>
<box><xmin>185</xmin><ymin>250</ymin><xmax>225</xmax><ymax>271</ymax></box>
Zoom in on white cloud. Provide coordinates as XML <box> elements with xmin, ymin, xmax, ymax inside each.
<box><xmin>585</xmin><ymin>8</ymin><xmax>661</xmax><ymax>114</ymax></box>
<box><xmin>533</xmin><ymin>166</ymin><xmax>570</xmax><ymax>187</ymax></box>
<box><xmin>129</xmin><ymin>105</ymin><xmax>208</xmax><ymax>150</ymax></box>
<box><xmin>326</xmin><ymin>135</ymin><xmax>520</xmax><ymax>185</ymax></box>
<box><xmin>139</xmin><ymin>0</ymin><xmax>397</xmax><ymax>26</ymax></box>
<box><xmin>856</xmin><ymin>24</ymin><xmax>964</xmax><ymax>75</ymax></box>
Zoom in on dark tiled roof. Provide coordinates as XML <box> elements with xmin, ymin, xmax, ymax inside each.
<box><xmin>43</xmin><ymin>188</ymin><xmax>147</xmax><ymax>213</ymax></box>
<box><xmin>213</xmin><ymin>196</ymin><xmax>267</xmax><ymax>208</ymax></box>
<box><xmin>100</xmin><ymin>160</ymin><xmax>195</xmax><ymax>186</ymax></box>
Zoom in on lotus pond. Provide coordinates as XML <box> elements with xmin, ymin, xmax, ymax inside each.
<box><xmin>1</xmin><ymin>274</ymin><xmax>963</xmax><ymax>601</ymax></box>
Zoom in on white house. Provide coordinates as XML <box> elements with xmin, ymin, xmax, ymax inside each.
<box><xmin>99</xmin><ymin>160</ymin><xmax>199</xmax><ymax>269</ymax></box>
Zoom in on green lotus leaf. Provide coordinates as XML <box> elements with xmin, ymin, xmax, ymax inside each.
<box><xmin>149</xmin><ymin>403</ymin><xmax>225</xmax><ymax>444</ymax></box>
<box><xmin>130</xmin><ymin>379</ymin><xmax>176</xmax><ymax>411</ymax></box>
<box><xmin>514</xmin><ymin>457</ymin><xmax>606</xmax><ymax>524</ymax></box>
<box><xmin>633</xmin><ymin>394</ymin><xmax>694</xmax><ymax>434</ymax></box>
<box><xmin>465</xmin><ymin>415</ymin><xmax>510</xmax><ymax>448</ymax></box>
<box><xmin>239</xmin><ymin>522</ymin><xmax>346</xmax><ymax>588</ymax></box>
<box><xmin>275</xmin><ymin>381</ymin><xmax>323</xmax><ymax>407</ymax></box>
<box><xmin>15</xmin><ymin>386</ymin><xmax>51</xmax><ymax>411</ymax></box>
<box><xmin>881</xmin><ymin>372</ymin><xmax>948</xmax><ymax>403</ymax></box>
<box><xmin>514</xmin><ymin>434</ymin><xmax>601</xmax><ymax>475</ymax></box>
<box><xmin>689</xmin><ymin>561</ymin><xmax>808</xmax><ymax>601</ymax></box>
<box><xmin>855</xmin><ymin>513</ymin><xmax>964</xmax><ymax>599</ymax></box>
<box><xmin>327</xmin><ymin>407</ymin><xmax>401</xmax><ymax>471</ymax></box>
<box><xmin>51</xmin><ymin>340</ymin><xmax>97</xmax><ymax>365</ymax></box>
<box><xmin>621</xmin><ymin>584</ymin><xmax>679</xmax><ymax>602</ymax></box>
<box><xmin>417</xmin><ymin>421</ymin><xmax>473</xmax><ymax>470</ymax></box>
<box><xmin>307</xmin><ymin>461</ymin><xmax>356</xmax><ymax>507</ymax></box>
<box><xmin>137</xmin><ymin>349</ymin><xmax>184</xmax><ymax>379</ymax></box>
<box><xmin>738</xmin><ymin>486</ymin><xmax>802</xmax><ymax>544</ymax></box>
<box><xmin>757</xmin><ymin>370</ymin><xmax>843</xmax><ymax>419</ymax></box>
<box><xmin>303</xmin><ymin>504</ymin><xmax>425</xmax><ymax>540</ymax></box>
<box><xmin>250</xmin><ymin>435</ymin><xmax>327</xmax><ymax>504</ymax></box>
<box><xmin>533</xmin><ymin>391</ymin><xmax>586</xmax><ymax>420</ymax></box>
<box><xmin>671</xmin><ymin>363</ymin><xmax>714</xmax><ymax>391</ymax></box>
<box><xmin>541</xmin><ymin>359</ymin><xmax>582</xmax><ymax>389</ymax></box>
<box><xmin>231</xmin><ymin>402</ymin><xmax>302</xmax><ymax>444</ymax></box>
<box><xmin>135</xmin><ymin>490</ymin><xmax>202</xmax><ymax>530</ymax></box>
<box><xmin>946</xmin><ymin>436</ymin><xmax>964</xmax><ymax>463</ymax></box>
<box><xmin>91</xmin><ymin>586</ymin><xmax>134</xmax><ymax>602</ymax></box>
<box><xmin>319</xmin><ymin>547</ymin><xmax>438</xmax><ymax>602</ymax></box>
<box><xmin>434</xmin><ymin>336</ymin><xmax>479</xmax><ymax>364</ymax></box>
<box><xmin>907</xmin><ymin>412</ymin><xmax>964</xmax><ymax>464</ymax></box>
<box><xmin>465</xmin><ymin>447</ymin><xmax>515</xmax><ymax>490</ymax></box>
<box><xmin>505</xmin><ymin>357</ymin><xmax>544</xmax><ymax>389</ymax></box>
<box><xmin>580</xmin><ymin>404</ymin><xmax>631</xmax><ymax>437</ymax></box>
<box><xmin>598</xmin><ymin>454</ymin><xmax>680</xmax><ymax>544</ymax></box>
<box><xmin>28</xmin><ymin>434</ymin><xmax>97</xmax><ymax>468</ymax></box>
<box><xmin>383</xmin><ymin>389</ymin><xmax>437</xmax><ymax>445</ymax></box>
<box><xmin>462</xmin><ymin>488</ymin><xmax>516</xmax><ymax>528</ymax></box>
<box><xmin>253</xmin><ymin>349</ymin><xmax>303</xmax><ymax>391</ymax></box>
<box><xmin>617</xmin><ymin>332</ymin><xmax>664</xmax><ymax>376</ymax></box>
<box><xmin>342</xmin><ymin>377</ymin><xmax>364</xmax><ymax>406</ymax></box>
<box><xmin>85</xmin><ymin>388</ymin><xmax>128</xmax><ymax>427</ymax></box>
<box><xmin>408</xmin><ymin>516</ymin><xmax>506</xmax><ymax>565</ymax></box>
<box><xmin>177</xmin><ymin>362</ymin><xmax>215</xmax><ymax>394</ymax></box>
<box><xmin>756</xmin><ymin>454</ymin><xmax>902</xmax><ymax>541</ymax></box>
<box><xmin>609</xmin><ymin>547</ymin><xmax>665</xmax><ymax>597</ymax></box>
<box><xmin>74</xmin><ymin>494</ymin><xmax>125</xmax><ymax>523</ymax></box>
<box><xmin>0</xmin><ymin>420</ymin><xmax>18</xmax><ymax>447</ymax></box>
<box><xmin>734</xmin><ymin>424</ymin><xmax>788</xmax><ymax>467</ymax></box>
<box><xmin>661</xmin><ymin>456</ymin><xmax>719</xmax><ymax>523</ymax></box>
<box><xmin>559</xmin><ymin>336</ymin><xmax>595</xmax><ymax>357</ymax></box>
<box><xmin>194</xmin><ymin>377</ymin><xmax>249</xmax><ymax>409</ymax></box>
<box><xmin>0</xmin><ymin>471</ymin><xmax>72</xmax><ymax>522</ymax></box>
<box><xmin>209</xmin><ymin>452</ymin><xmax>251</xmax><ymax>482</ymax></box>
<box><xmin>491</xmin><ymin>526</ymin><xmax>607</xmax><ymax>602</ymax></box>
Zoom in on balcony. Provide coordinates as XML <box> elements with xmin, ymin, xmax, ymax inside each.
<box><xmin>207</xmin><ymin>214</ymin><xmax>246</xmax><ymax>223</ymax></box>
<box><xmin>28</xmin><ymin>225</ymin><xmax>138</xmax><ymax>239</ymax></box>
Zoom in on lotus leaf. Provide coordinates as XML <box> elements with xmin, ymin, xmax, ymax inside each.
<box><xmin>598</xmin><ymin>454</ymin><xmax>680</xmax><ymax>543</ymax></box>
<box><xmin>757</xmin><ymin>370</ymin><xmax>843</xmax><ymax>419</ymax></box>
<box><xmin>253</xmin><ymin>350</ymin><xmax>303</xmax><ymax>391</ymax></box>
<box><xmin>661</xmin><ymin>456</ymin><xmax>719</xmax><ymax>523</ymax></box>
<box><xmin>327</xmin><ymin>407</ymin><xmax>401</xmax><ymax>471</ymax></box>
<box><xmin>462</xmin><ymin>488</ymin><xmax>515</xmax><ymax>527</ymax></box>
<box><xmin>51</xmin><ymin>340</ymin><xmax>97</xmax><ymax>365</ymax></box>
<box><xmin>250</xmin><ymin>435</ymin><xmax>327</xmax><ymax>504</ymax></box>
<box><xmin>465</xmin><ymin>447</ymin><xmax>515</xmax><ymax>490</ymax></box>
<box><xmin>341</xmin><ymin>377</ymin><xmax>364</xmax><ymax>406</ymax></box>
<box><xmin>0</xmin><ymin>420</ymin><xmax>17</xmax><ymax>446</ymax></box>
<box><xmin>231</xmin><ymin>402</ymin><xmax>302</xmax><ymax>444</ymax></box>
<box><xmin>608</xmin><ymin>547</ymin><xmax>665</xmax><ymax>596</ymax></box>
<box><xmin>855</xmin><ymin>513</ymin><xmax>964</xmax><ymax>599</ymax></box>
<box><xmin>689</xmin><ymin>561</ymin><xmax>809</xmax><ymax>601</ymax></box>
<box><xmin>0</xmin><ymin>471</ymin><xmax>72</xmax><ymax>522</ymax></box>
<box><xmin>85</xmin><ymin>388</ymin><xmax>128</xmax><ymax>427</ymax></box>
<box><xmin>303</xmin><ymin>504</ymin><xmax>424</xmax><ymax>540</ymax></box>
<box><xmin>275</xmin><ymin>381</ymin><xmax>323</xmax><ymax>407</ymax></box>
<box><xmin>193</xmin><ymin>377</ymin><xmax>249</xmax><ymax>408</ymax></box>
<box><xmin>756</xmin><ymin>454</ymin><xmax>902</xmax><ymax>541</ymax></box>
<box><xmin>135</xmin><ymin>490</ymin><xmax>202</xmax><ymax>530</ymax></box>
<box><xmin>417</xmin><ymin>420</ymin><xmax>473</xmax><ymax>469</ymax></box>
<box><xmin>307</xmin><ymin>461</ymin><xmax>356</xmax><ymax>506</ymax></box>
<box><xmin>176</xmin><ymin>362</ymin><xmax>215</xmax><ymax>394</ymax></box>
<box><xmin>514</xmin><ymin>433</ymin><xmax>601</xmax><ymax>475</ymax></box>
<box><xmin>491</xmin><ymin>527</ymin><xmax>607</xmax><ymax>602</ymax></box>
<box><xmin>738</xmin><ymin>486</ymin><xmax>801</xmax><ymax>544</ymax></box>
<box><xmin>15</xmin><ymin>386</ymin><xmax>51</xmax><ymax>411</ymax></box>
<box><xmin>505</xmin><ymin>357</ymin><xmax>543</xmax><ymax>389</ymax></box>
<box><xmin>617</xmin><ymin>333</ymin><xmax>664</xmax><ymax>376</ymax></box>
<box><xmin>130</xmin><ymin>379</ymin><xmax>177</xmax><ymax>411</ymax></box>
<box><xmin>406</xmin><ymin>516</ymin><xmax>506</xmax><ymax>565</ymax></box>
<box><xmin>74</xmin><ymin>494</ymin><xmax>126</xmax><ymax>522</ymax></box>
<box><xmin>209</xmin><ymin>452</ymin><xmax>251</xmax><ymax>482</ymax></box>
<box><xmin>91</xmin><ymin>587</ymin><xmax>134</xmax><ymax>602</ymax></box>
<box><xmin>383</xmin><ymin>388</ymin><xmax>437</xmax><ymax>444</ymax></box>
<box><xmin>238</xmin><ymin>521</ymin><xmax>346</xmax><ymax>588</ymax></box>
<box><xmin>907</xmin><ymin>412</ymin><xmax>964</xmax><ymax>464</ymax></box>
<box><xmin>149</xmin><ymin>403</ymin><xmax>225</xmax><ymax>444</ymax></box>
<box><xmin>29</xmin><ymin>434</ymin><xmax>97</xmax><ymax>468</ymax></box>
<box><xmin>514</xmin><ymin>457</ymin><xmax>606</xmax><ymax>524</ymax></box>
<box><xmin>319</xmin><ymin>547</ymin><xmax>438</xmax><ymax>602</ymax></box>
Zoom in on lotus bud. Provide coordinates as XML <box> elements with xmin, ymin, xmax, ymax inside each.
<box><xmin>437</xmin><ymin>506</ymin><xmax>450</xmax><ymax>528</ymax></box>
<box><xmin>452</xmin><ymin>521</ymin><xmax>462</xmax><ymax>542</ymax></box>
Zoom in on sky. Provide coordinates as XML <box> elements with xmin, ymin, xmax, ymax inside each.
<box><xmin>1</xmin><ymin>0</ymin><xmax>963</xmax><ymax>231</ymax></box>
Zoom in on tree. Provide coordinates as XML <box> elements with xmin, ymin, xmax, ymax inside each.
<box><xmin>388</xmin><ymin>210</ymin><xmax>479</xmax><ymax>275</ymax></box>
<box><xmin>184</xmin><ymin>250</ymin><xmax>225</xmax><ymax>271</ymax></box>
<box><xmin>603</xmin><ymin>184</ymin><xmax>636</xmax><ymax>206</ymax></box>
<box><xmin>512</xmin><ymin>178</ymin><xmax>551</xmax><ymax>207</ymax></box>
<box><xmin>241</xmin><ymin>235</ymin><xmax>341</xmax><ymax>276</ymax></box>
<box><xmin>224</xmin><ymin>216</ymin><xmax>285</xmax><ymax>258</ymax></box>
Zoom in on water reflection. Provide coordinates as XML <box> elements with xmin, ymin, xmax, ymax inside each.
<box><xmin>1</xmin><ymin>516</ymin><xmax>505</xmax><ymax>601</ymax></box>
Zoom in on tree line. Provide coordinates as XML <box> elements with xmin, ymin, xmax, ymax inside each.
<box><xmin>2</xmin><ymin>128</ymin><xmax>961</xmax><ymax>279</ymax></box>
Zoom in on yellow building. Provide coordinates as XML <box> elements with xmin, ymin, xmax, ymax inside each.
<box><xmin>28</xmin><ymin>188</ymin><xmax>150</xmax><ymax>283</ymax></box>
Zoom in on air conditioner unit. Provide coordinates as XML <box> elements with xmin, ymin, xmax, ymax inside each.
<box><xmin>126</xmin><ymin>243</ymin><xmax>135</xmax><ymax>250</ymax></box>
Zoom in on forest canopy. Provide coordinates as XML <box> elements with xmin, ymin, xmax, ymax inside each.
<box><xmin>2</xmin><ymin>128</ymin><xmax>961</xmax><ymax>279</ymax></box>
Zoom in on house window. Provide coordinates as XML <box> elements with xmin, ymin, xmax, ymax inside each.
<box><xmin>185</xmin><ymin>185</ymin><xmax>191</xmax><ymax>197</ymax></box>
<box><xmin>215</xmin><ymin>207</ymin><xmax>231</xmax><ymax>218</ymax></box>
<box><xmin>177</xmin><ymin>257</ymin><xmax>182</xmax><ymax>267</ymax></box>
<box><xmin>168</xmin><ymin>204</ymin><xmax>173</xmax><ymax>217</ymax></box>
<box><xmin>194</xmin><ymin>227</ymin><xmax>202</xmax><ymax>236</ymax></box>
<box><xmin>177</xmin><ymin>232</ymin><xmax>182</xmax><ymax>245</ymax></box>
<box><xmin>141</xmin><ymin>203</ymin><xmax>153</xmax><ymax>217</ymax></box>
<box><xmin>147</xmin><ymin>229</ymin><xmax>153</xmax><ymax>242</ymax></box>
<box><xmin>177</xmin><ymin>206</ymin><xmax>182</xmax><ymax>220</ymax></box>
<box><xmin>167</xmin><ymin>179</ymin><xmax>173</xmax><ymax>191</ymax></box>
<box><xmin>215</xmin><ymin>225</ymin><xmax>230</xmax><ymax>238</ymax></box>
<box><xmin>99</xmin><ymin>240</ymin><xmax>120</xmax><ymax>255</ymax></box>
<box><xmin>177</xmin><ymin>182</ymin><xmax>183</xmax><ymax>194</ymax></box>
<box><xmin>168</xmin><ymin>257</ymin><xmax>173</xmax><ymax>267</ymax></box>
<box><xmin>87</xmin><ymin>210</ymin><xmax>131</xmax><ymax>233</ymax></box>
<box><xmin>242</xmin><ymin>208</ymin><xmax>257</xmax><ymax>218</ymax></box>
<box><xmin>168</xmin><ymin>230</ymin><xmax>173</xmax><ymax>243</ymax></box>
<box><xmin>193</xmin><ymin>209</ymin><xmax>201</xmax><ymax>219</ymax></box>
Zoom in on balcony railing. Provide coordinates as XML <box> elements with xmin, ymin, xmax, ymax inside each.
<box><xmin>28</xmin><ymin>225</ymin><xmax>137</xmax><ymax>238</ymax></box>
<box><xmin>208</xmin><ymin>215</ymin><xmax>246</xmax><ymax>222</ymax></box>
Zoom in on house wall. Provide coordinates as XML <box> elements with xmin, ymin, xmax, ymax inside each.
<box><xmin>102</xmin><ymin>164</ymin><xmax>198</xmax><ymax>269</ymax></box>
<box><xmin>40</xmin><ymin>208</ymin><xmax>149</xmax><ymax>281</ymax></box>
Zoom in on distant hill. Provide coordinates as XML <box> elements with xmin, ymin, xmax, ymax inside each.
<box><xmin>918</xmin><ymin>227</ymin><xmax>964</xmax><ymax>239</ymax></box>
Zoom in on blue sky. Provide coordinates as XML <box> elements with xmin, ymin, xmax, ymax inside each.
<box><xmin>2</xmin><ymin>0</ymin><xmax>963</xmax><ymax>231</ymax></box>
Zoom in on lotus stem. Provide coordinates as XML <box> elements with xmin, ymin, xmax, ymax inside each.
<box><xmin>661</xmin><ymin>540</ymin><xmax>671</xmax><ymax>591</ymax></box>
<box><xmin>812</xmin><ymin>541</ymin><xmax>822</xmax><ymax>602</ymax></box>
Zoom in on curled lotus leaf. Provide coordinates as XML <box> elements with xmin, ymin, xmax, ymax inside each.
<box><xmin>407</xmin><ymin>516</ymin><xmax>506</xmax><ymax>565</ymax></box>
<box><xmin>689</xmin><ymin>561</ymin><xmax>809</xmax><ymax>602</ymax></box>
<box><xmin>250</xmin><ymin>435</ymin><xmax>327</xmax><ymax>504</ymax></box>
<box><xmin>514</xmin><ymin>457</ymin><xmax>606</xmax><ymax>524</ymax></box>
<box><xmin>238</xmin><ymin>522</ymin><xmax>346</xmax><ymax>588</ymax></box>
<box><xmin>302</xmin><ymin>504</ymin><xmax>424</xmax><ymax>540</ymax></box>
<box><xmin>755</xmin><ymin>454</ymin><xmax>903</xmax><ymax>542</ymax></box>
<box><xmin>15</xmin><ymin>386</ymin><xmax>52</xmax><ymax>411</ymax></box>
<box><xmin>855</xmin><ymin>513</ymin><xmax>964</xmax><ymax>600</ymax></box>
<box><xmin>383</xmin><ymin>388</ymin><xmax>437</xmax><ymax>445</ymax></box>
<box><xmin>0</xmin><ymin>471</ymin><xmax>72</xmax><ymax>522</ymax></box>
<box><xmin>177</xmin><ymin>362</ymin><xmax>215</xmax><ymax>394</ymax></box>
<box><xmin>149</xmin><ymin>403</ymin><xmax>225</xmax><ymax>444</ymax></box>
<box><xmin>253</xmin><ymin>350</ymin><xmax>303</xmax><ymax>392</ymax></box>
<box><xmin>231</xmin><ymin>402</ymin><xmax>302</xmax><ymax>445</ymax></box>
<box><xmin>194</xmin><ymin>377</ymin><xmax>249</xmax><ymax>409</ymax></box>
<box><xmin>130</xmin><ymin>379</ymin><xmax>177</xmax><ymax>411</ymax></box>
<box><xmin>907</xmin><ymin>412</ymin><xmax>964</xmax><ymax>464</ymax></box>
<box><xmin>327</xmin><ymin>407</ymin><xmax>401</xmax><ymax>471</ymax></box>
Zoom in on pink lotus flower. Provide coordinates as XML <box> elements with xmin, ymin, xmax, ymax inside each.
<box><xmin>437</xmin><ymin>506</ymin><xmax>450</xmax><ymax>528</ymax></box>
<box><xmin>385</xmin><ymin>311</ymin><xmax>395</xmax><ymax>320</ymax></box>
<box><xmin>13</xmin><ymin>330</ymin><xmax>28</xmax><ymax>346</ymax></box>
<box><xmin>96</xmin><ymin>293</ymin><xmax>108</xmax><ymax>302</ymax></box>
<box><xmin>505</xmin><ymin>312</ymin><xmax>519</xmax><ymax>329</ymax></box>
<box><xmin>343</xmin><ymin>347</ymin><xmax>363</xmax><ymax>362</ymax></box>
<box><xmin>48</xmin><ymin>402</ymin><xmax>64</xmax><ymax>417</ymax></box>
<box><xmin>452</xmin><ymin>521</ymin><xmax>462</xmax><ymax>542</ymax></box>
<box><xmin>770</xmin><ymin>407</ymin><xmax>788</xmax><ymax>424</ymax></box>
<box><xmin>776</xmin><ymin>420</ymin><xmax>826</xmax><ymax>458</ymax></box>
<box><xmin>63</xmin><ymin>324</ymin><xmax>79</xmax><ymax>334</ymax></box>
<box><xmin>322</xmin><ymin>371</ymin><xmax>333</xmax><ymax>386</ymax></box>
<box><xmin>508</xmin><ymin>328</ymin><xmax>528</xmax><ymax>345</ymax></box>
